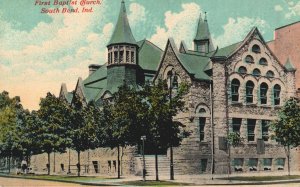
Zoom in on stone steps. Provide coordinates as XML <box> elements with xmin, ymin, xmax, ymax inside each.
<box><xmin>135</xmin><ymin>155</ymin><xmax>184</xmax><ymax>176</ymax></box>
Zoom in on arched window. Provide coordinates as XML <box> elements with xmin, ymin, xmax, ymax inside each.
<box><xmin>167</xmin><ymin>70</ymin><xmax>180</xmax><ymax>90</ymax></box>
<box><xmin>259</xmin><ymin>58</ymin><xmax>268</xmax><ymax>65</ymax></box>
<box><xmin>266</xmin><ymin>71</ymin><xmax>274</xmax><ymax>78</ymax></box>
<box><xmin>246</xmin><ymin>81</ymin><xmax>254</xmax><ymax>103</ymax></box>
<box><xmin>238</xmin><ymin>66</ymin><xmax>247</xmax><ymax>75</ymax></box>
<box><xmin>199</xmin><ymin>117</ymin><xmax>206</xmax><ymax>142</ymax></box>
<box><xmin>245</xmin><ymin>55</ymin><xmax>254</xmax><ymax>63</ymax></box>
<box><xmin>231</xmin><ymin>79</ymin><xmax>240</xmax><ymax>102</ymax></box>
<box><xmin>260</xmin><ymin>83</ymin><xmax>268</xmax><ymax>104</ymax></box>
<box><xmin>253</xmin><ymin>69</ymin><xmax>261</xmax><ymax>77</ymax></box>
<box><xmin>273</xmin><ymin>84</ymin><xmax>281</xmax><ymax>105</ymax></box>
<box><xmin>252</xmin><ymin>45</ymin><xmax>261</xmax><ymax>53</ymax></box>
<box><xmin>199</xmin><ymin>108</ymin><xmax>206</xmax><ymax>113</ymax></box>
<box><xmin>173</xmin><ymin>75</ymin><xmax>179</xmax><ymax>89</ymax></box>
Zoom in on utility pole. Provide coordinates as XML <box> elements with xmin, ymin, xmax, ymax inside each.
<box><xmin>168</xmin><ymin>69</ymin><xmax>175</xmax><ymax>180</ymax></box>
<box><xmin>141</xmin><ymin>135</ymin><xmax>146</xmax><ymax>181</ymax></box>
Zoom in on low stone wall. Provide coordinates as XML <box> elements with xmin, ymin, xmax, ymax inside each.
<box><xmin>30</xmin><ymin>146</ymin><xmax>137</xmax><ymax>176</ymax></box>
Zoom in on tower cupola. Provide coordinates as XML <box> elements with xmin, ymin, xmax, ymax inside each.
<box><xmin>194</xmin><ymin>12</ymin><xmax>214</xmax><ymax>53</ymax></box>
<box><xmin>107</xmin><ymin>0</ymin><xmax>137</xmax><ymax>66</ymax></box>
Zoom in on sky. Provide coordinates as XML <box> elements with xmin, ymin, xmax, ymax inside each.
<box><xmin>0</xmin><ymin>0</ymin><xmax>300</xmax><ymax>110</ymax></box>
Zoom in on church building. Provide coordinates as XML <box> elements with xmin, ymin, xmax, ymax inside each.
<box><xmin>32</xmin><ymin>0</ymin><xmax>298</xmax><ymax>175</ymax></box>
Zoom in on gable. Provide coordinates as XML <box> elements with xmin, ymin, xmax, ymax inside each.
<box><xmin>154</xmin><ymin>38</ymin><xmax>192</xmax><ymax>84</ymax></box>
<box><xmin>223</xmin><ymin>28</ymin><xmax>287</xmax><ymax>78</ymax></box>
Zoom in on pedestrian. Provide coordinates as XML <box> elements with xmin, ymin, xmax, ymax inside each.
<box><xmin>21</xmin><ymin>159</ymin><xmax>27</xmax><ymax>174</ymax></box>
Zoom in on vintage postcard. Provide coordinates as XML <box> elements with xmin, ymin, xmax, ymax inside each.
<box><xmin>0</xmin><ymin>0</ymin><xmax>300</xmax><ymax>186</ymax></box>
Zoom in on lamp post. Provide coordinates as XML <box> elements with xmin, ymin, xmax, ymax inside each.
<box><xmin>141</xmin><ymin>135</ymin><xmax>146</xmax><ymax>181</ymax></box>
<box><xmin>167</xmin><ymin>69</ymin><xmax>175</xmax><ymax>181</ymax></box>
<box><xmin>68</xmin><ymin>148</ymin><xmax>71</xmax><ymax>174</ymax></box>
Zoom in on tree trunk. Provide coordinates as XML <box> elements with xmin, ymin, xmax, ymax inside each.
<box><xmin>228</xmin><ymin>144</ymin><xmax>231</xmax><ymax>178</ymax></box>
<box><xmin>170</xmin><ymin>146</ymin><xmax>174</xmax><ymax>180</ymax></box>
<box><xmin>53</xmin><ymin>152</ymin><xmax>56</xmax><ymax>173</ymax></box>
<box><xmin>117</xmin><ymin>145</ymin><xmax>120</xmax><ymax>179</ymax></box>
<box><xmin>77</xmin><ymin>151</ymin><xmax>81</xmax><ymax>177</ymax></box>
<box><xmin>47</xmin><ymin>153</ymin><xmax>50</xmax><ymax>175</ymax></box>
<box><xmin>155</xmin><ymin>151</ymin><xmax>159</xmax><ymax>181</ymax></box>
<box><xmin>288</xmin><ymin>146</ymin><xmax>290</xmax><ymax>176</ymax></box>
<box><xmin>8</xmin><ymin>156</ymin><xmax>11</xmax><ymax>174</ymax></box>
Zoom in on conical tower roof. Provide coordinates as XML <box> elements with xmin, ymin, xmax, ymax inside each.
<box><xmin>194</xmin><ymin>13</ymin><xmax>211</xmax><ymax>41</ymax></box>
<box><xmin>107</xmin><ymin>0</ymin><xmax>136</xmax><ymax>46</ymax></box>
<box><xmin>285</xmin><ymin>57</ymin><xmax>296</xmax><ymax>72</ymax></box>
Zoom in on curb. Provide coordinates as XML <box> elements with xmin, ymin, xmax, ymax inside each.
<box><xmin>2</xmin><ymin>174</ymin><xmax>300</xmax><ymax>186</ymax></box>
<box><xmin>0</xmin><ymin>174</ymin><xmax>120</xmax><ymax>186</ymax></box>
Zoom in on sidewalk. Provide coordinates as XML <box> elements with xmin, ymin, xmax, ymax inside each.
<box><xmin>1</xmin><ymin>172</ymin><xmax>300</xmax><ymax>186</ymax></box>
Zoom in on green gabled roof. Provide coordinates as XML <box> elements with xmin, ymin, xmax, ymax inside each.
<box><xmin>84</xmin><ymin>87</ymin><xmax>103</xmax><ymax>103</ymax></box>
<box><xmin>137</xmin><ymin>39</ymin><xmax>163</xmax><ymax>71</ymax></box>
<box><xmin>214</xmin><ymin>42</ymin><xmax>242</xmax><ymax>57</ymax></box>
<box><xmin>185</xmin><ymin>49</ymin><xmax>215</xmax><ymax>58</ymax></box>
<box><xmin>285</xmin><ymin>57</ymin><xmax>296</xmax><ymax>71</ymax></box>
<box><xmin>107</xmin><ymin>0</ymin><xmax>136</xmax><ymax>46</ymax></box>
<box><xmin>194</xmin><ymin>14</ymin><xmax>210</xmax><ymax>41</ymax></box>
<box><xmin>83</xmin><ymin>64</ymin><xmax>107</xmax><ymax>85</ymax></box>
<box><xmin>177</xmin><ymin>53</ymin><xmax>211</xmax><ymax>80</ymax></box>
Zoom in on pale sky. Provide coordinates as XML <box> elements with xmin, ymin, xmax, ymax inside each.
<box><xmin>0</xmin><ymin>0</ymin><xmax>299</xmax><ymax>110</ymax></box>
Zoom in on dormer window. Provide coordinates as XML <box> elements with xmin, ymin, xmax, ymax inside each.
<box><xmin>245</xmin><ymin>55</ymin><xmax>254</xmax><ymax>63</ymax></box>
<box><xmin>253</xmin><ymin>69</ymin><xmax>261</xmax><ymax>77</ymax></box>
<box><xmin>259</xmin><ymin>58</ymin><xmax>268</xmax><ymax>66</ymax></box>
<box><xmin>252</xmin><ymin>45</ymin><xmax>261</xmax><ymax>53</ymax></box>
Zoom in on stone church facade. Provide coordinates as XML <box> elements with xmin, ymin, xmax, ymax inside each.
<box><xmin>31</xmin><ymin>0</ymin><xmax>299</xmax><ymax>175</ymax></box>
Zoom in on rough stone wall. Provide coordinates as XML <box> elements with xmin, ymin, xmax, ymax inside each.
<box><xmin>211</xmin><ymin>61</ymin><xmax>229</xmax><ymax>174</ymax></box>
<box><xmin>31</xmin><ymin>147</ymin><xmax>137</xmax><ymax>176</ymax></box>
<box><xmin>210</xmin><ymin>31</ymin><xmax>298</xmax><ymax>174</ymax></box>
<box><xmin>156</xmin><ymin>42</ymin><xmax>212</xmax><ymax>174</ymax></box>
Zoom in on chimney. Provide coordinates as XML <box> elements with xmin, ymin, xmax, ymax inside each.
<box><xmin>88</xmin><ymin>64</ymin><xmax>101</xmax><ymax>75</ymax></box>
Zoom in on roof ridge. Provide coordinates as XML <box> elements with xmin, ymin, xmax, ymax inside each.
<box><xmin>144</xmin><ymin>39</ymin><xmax>163</xmax><ymax>51</ymax></box>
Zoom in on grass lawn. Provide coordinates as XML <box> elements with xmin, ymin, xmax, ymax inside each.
<box><xmin>224</xmin><ymin>175</ymin><xmax>300</xmax><ymax>181</ymax></box>
<box><xmin>0</xmin><ymin>174</ymin><xmax>110</xmax><ymax>183</ymax></box>
<box><xmin>121</xmin><ymin>180</ymin><xmax>195</xmax><ymax>186</ymax></box>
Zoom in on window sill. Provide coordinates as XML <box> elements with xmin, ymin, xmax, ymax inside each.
<box><xmin>273</xmin><ymin>105</ymin><xmax>281</xmax><ymax>109</ymax></box>
<box><xmin>245</xmin><ymin>103</ymin><xmax>256</xmax><ymax>107</ymax></box>
<box><xmin>199</xmin><ymin>141</ymin><xmax>209</xmax><ymax>145</ymax></box>
<box><xmin>259</xmin><ymin>104</ymin><xmax>271</xmax><ymax>108</ymax></box>
<box><xmin>231</xmin><ymin>102</ymin><xmax>243</xmax><ymax>106</ymax></box>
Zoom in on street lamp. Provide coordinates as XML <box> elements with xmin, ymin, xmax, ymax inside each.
<box><xmin>167</xmin><ymin>69</ymin><xmax>175</xmax><ymax>181</ymax></box>
<box><xmin>141</xmin><ymin>135</ymin><xmax>146</xmax><ymax>181</ymax></box>
<box><xmin>68</xmin><ymin>148</ymin><xmax>71</xmax><ymax>174</ymax></box>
